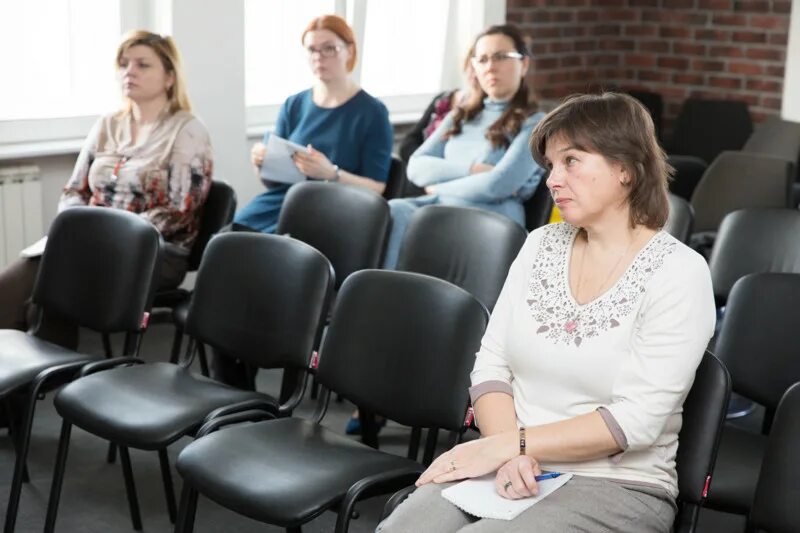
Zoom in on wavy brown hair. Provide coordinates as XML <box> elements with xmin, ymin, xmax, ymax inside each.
<box><xmin>529</xmin><ymin>92</ymin><xmax>672</xmax><ymax>229</ymax></box>
<box><xmin>446</xmin><ymin>24</ymin><xmax>535</xmax><ymax>149</ymax></box>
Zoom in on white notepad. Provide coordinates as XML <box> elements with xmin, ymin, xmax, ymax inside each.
<box><xmin>259</xmin><ymin>135</ymin><xmax>310</xmax><ymax>185</ymax></box>
<box><xmin>441</xmin><ymin>473</ymin><xmax>573</xmax><ymax>521</ymax></box>
<box><xmin>19</xmin><ymin>236</ymin><xmax>47</xmax><ymax>258</ymax></box>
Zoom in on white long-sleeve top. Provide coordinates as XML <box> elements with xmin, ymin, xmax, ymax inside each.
<box><xmin>470</xmin><ymin>222</ymin><xmax>716</xmax><ymax>498</ymax></box>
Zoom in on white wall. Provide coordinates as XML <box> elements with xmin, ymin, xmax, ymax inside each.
<box><xmin>782</xmin><ymin>0</ymin><xmax>800</xmax><ymax>121</ymax></box>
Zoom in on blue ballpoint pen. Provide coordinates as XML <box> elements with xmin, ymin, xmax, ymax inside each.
<box><xmin>534</xmin><ymin>472</ymin><xmax>563</xmax><ymax>481</ymax></box>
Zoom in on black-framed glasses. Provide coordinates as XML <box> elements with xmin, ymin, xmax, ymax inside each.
<box><xmin>306</xmin><ymin>44</ymin><xmax>343</xmax><ymax>58</ymax></box>
<box><xmin>471</xmin><ymin>51</ymin><xmax>525</xmax><ymax>67</ymax></box>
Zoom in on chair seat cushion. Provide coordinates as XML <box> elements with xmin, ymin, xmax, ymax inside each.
<box><xmin>152</xmin><ymin>288</ymin><xmax>191</xmax><ymax>309</ymax></box>
<box><xmin>705</xmin><ymin>424</ymin><xmax>767</xmax><ymax>514</ymax></box>
<box><xmin>176</xmin><ymin>418</ymin><xmax>423</xmax><ymax>526</ymax></box>
<box><xmin>0</xmin><ymin>330</ymin><xmax>99</xmax><ymax>396</ymax></box>
<box><xmin>54</xmin><ymin>362</ymin><xmax>272</xmax><ymax>449</ymax></box>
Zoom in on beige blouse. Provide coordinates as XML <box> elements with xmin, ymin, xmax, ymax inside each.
<box><xmin>59</xmin><ymin>109</ymin><xmax>213</xmax><ymax>250</ymax></box>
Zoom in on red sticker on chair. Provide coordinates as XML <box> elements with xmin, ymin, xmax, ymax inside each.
<box><xmin>702</xmin><ymin>474</ymin><xmax>711</xmax><ymax>498</ymax></box>
<box><xmin>140</xmin><ymin>312</ymin><xmax>150</xmax><ymax>330</ymax></box>
<box><xmin>464</xmin><ymin>406</ymin><xmax>475</xmax><ymax>427</ymax></box>
<box><xmin>309</xmin><ymin>351</ymin><xmax>320</xmax><ymax>369</ymax></box>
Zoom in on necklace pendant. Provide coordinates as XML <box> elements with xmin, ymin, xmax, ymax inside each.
<box><xmin>564</xmin><ymin>319</ymin><xmax>579</xmax><ymax>333</ymax></box>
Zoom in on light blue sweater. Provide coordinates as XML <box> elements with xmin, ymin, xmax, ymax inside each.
<box><xmin>407</xmin><ymin>99</ymin><xmax>546</xmax><ymax>226</ymax></box>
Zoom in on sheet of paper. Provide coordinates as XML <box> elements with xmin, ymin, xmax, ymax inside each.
<box><xmin>260</xmin><ymin>135</ymin><xmax>310</xmax><ymax>185</ymax></box>
<box><xmin>441</xmin><ymin>473</ymin><xmax>573</xmax><ymax>521</ymax></box>
<box><xmin>19</xmin><ymin>236</ymin><xmax>47</xmax><ymax>258</ymax></box>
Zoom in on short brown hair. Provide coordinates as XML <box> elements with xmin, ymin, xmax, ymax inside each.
<box><xmin>529</xmin><ymin>92</ymin><xmax>672</xmax><ymax>229</ymax></box>
<box><xmin>301</xmin><ymin>15</ymin><xmax>357</xmax><ymax>72</ymax></box>
<box><xmin>116</xmin><ymin>30</ymin><xmax>191</xmax><ymax>114</ymax></box>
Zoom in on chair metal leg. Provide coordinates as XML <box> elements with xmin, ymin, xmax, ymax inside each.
<box><xmin>107</xmin><ymin>442</ymin><xmax>117</xmax><ymax>464</ymax></box>
<box><xmin>174</xmin><ymin>483</ymin><xmax>198</xmax><ymax>533</ymax></box>
<box><xmin>3</xmin><ymin>390</ymin><xmax>39</xmax><ymax>533</ymax></box>
<box><xmin>286</xmin><ymin>527</ymin><xmax>303</xmax><ymax>533</ymax></box>
<box><xmin>196</xmin><ymin>343</ymin><xmax>209</xmax><ymax>377</ymax></box>
<box><xmin>118</xmin><ymin>446</ymin><xmax>143</xmax><ymax>531</ymax></box>
<box><xmin>4</xmin><ymin>399</ymin><xmax>30</xmax><ymax>484</ymax></box>
<box><xmin>43</xmin><ymin>420</ymin><xmax>73</xmax><ymax>533</ymax></box>
<box><xmin>422</xmin><ymin>428</ymin><xmax>439</xmax><ymax>466</ymax></box>
<box><xmin>102</xmin><ymin>333</ymin><xmax>114</xmax><ymax>358</ymax></box>
<box><xmin>170</xmin><ymin>325</ymin><xmax>184</xmax><ymax>364</ymax></box>
<box><xmin>158</xmin><ymin>449</ymin><xmax>178</xmax><ymax>524</ymax></box>
<box><xmin>407</xmin><ymin>427</ymin><xmax>421</xmax><ymax>461</ymax></box>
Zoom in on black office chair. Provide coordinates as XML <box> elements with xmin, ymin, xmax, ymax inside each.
<box><xmin>707</xmin><ymin>209</ymin><xmax>800</xmax><ymax>307</ymax></box>
<box><xmin>380</xmin><ymin>352</ymin><xmax>731</xmax><ymax>533</ymax></box>
<box><xmin>742</xmin><ymin>117</ymin><xmax>800</xmax><ymax>207</ymax></box>
<box><xmin>664</xmin><ymin>193</ymin><xmax>694</xmax><ymax>244</ymax></box>
<box><xmin>704</xmin><ymin>274</ymin><xmax>800</xmax><ymax>517</ymax></box>
<box><xmin>42</xmin><ymin>233</ymin><xmax>333</xmax><ymax>532</ymax></box>
<box><xmin>382</xmin><ymin>156</ymin><xmax>408</xmax><ymax>200</ymax></box>
<box><xmin>0</xmin><ymin>207</ymin><xmax>161</xmax><ymax>533</ymax></box>
<box><xmin>174</xmin><ymin>269</ymin><xmax>489</xmax><ymax>533</ymax></box>
<box><xmin>523</xmin><ymin>176</ymin><xmax>553</xmax><ymax>231</ymax></box>
<box><xmin>277</xmin><ymin>181</ymin><xmax>390</xmax><ymax>289</ymax></box>
<box><xmin>669</xmin><ymin>98</ymin><xmax>753</xmax><ymax>165</ymax></box>
<box><xmin>748</xmin><ymin>382</ymin><xmax>800</xmax><ymax>533</ymax></box>
<box><xmin>668</xmin><ymin>155</ymin><xmax>708</xmax><ymax>201</ymax></box>
<box><xmin>627</xmin><ymin>89</ymin><xmax>664</xmax><ymax>141</ymax></box>
<box><xmin>397</xmin><ymin>205</ymin><xmax>527</xmax><ymax>312</ymax></box>
<box><xmin>160</xmin><ymin>180</ymin><xmax>237</xmax><ymax>368</ymax></box>
<box><xmin>690</xmin><ymin>152</ymin><xmax>794</xmax><ymax>236</ymax></box>
<box><xmin>673</xmin><ymin>352</ymin><xmax>731</xmax><ymax>532</ymax></box>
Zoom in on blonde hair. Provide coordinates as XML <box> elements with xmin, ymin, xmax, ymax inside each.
<box><xmin>116</xmin><ymin>30</ymin><xmax>191</xmax><ymax>115</ymax></box>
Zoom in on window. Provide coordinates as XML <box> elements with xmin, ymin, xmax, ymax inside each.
<box><xmin>359</xmin><ymin>0</ymin><xmax>449</xmax><ymax>98</ymax></box>
<box><xmin>0</xmin><ymin>0</ymin><xmax>121</xmax><ymax>122</ymax></box>
<box><xmin>245</xmin><ymin>0</ymin><xmax>336</xmax><ymax>108</ymax></box>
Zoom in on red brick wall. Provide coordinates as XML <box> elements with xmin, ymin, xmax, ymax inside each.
<box><xmin>507</xmin><ymin>0</ymin><xmax>792</xmax><ymax>133</ymax></box>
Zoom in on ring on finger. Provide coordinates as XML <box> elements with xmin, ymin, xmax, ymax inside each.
<box><xmin>449</xmin><ymin>459</ymin><xmax>457</xmax><ymax>472</ymax></box>
<box><xmin>503</xmin><ymin>480</ymin><xmax>513</xmax><ymax>491</ymax></box>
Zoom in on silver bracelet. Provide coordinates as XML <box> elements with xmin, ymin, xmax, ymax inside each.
<box><xmin>332</xmin><ymin>165</ymin><xmax>341</xmax><ymax>182</ymax></box>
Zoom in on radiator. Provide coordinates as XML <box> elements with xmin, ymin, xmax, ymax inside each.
<box><xmin>0</xmin><ymin>165</ymin><xmax>43</xmax><ymax>268</ymax></box>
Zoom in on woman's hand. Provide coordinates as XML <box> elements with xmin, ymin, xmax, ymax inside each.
<box><xmin>495</xmin><ymin>455</ymin><xmax>542</xmax><ymax>500</ymax></box>
<box><xmin>293</xmin><ymin>144</ymin><xmax>337</xmax><ymax>180</ymax></box>
<box><xmin>251</xmin><ymin>142</ymin><xmax>267</xmax><ymax>168</ymax></box>
<box><xmin>415</xmin><ymin>431</ymin><xmax>516</xmax><ymax>486</ymax></box>
<box><xmin>470</xmin><ymin>162</ymin><xmax>494</xmax><ymax>174</ymax></box>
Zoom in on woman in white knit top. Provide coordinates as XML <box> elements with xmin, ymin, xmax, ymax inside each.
<box><xmin>379</xmin><ymin>93</ymin><xmax>716</xmax><ymax>532</ymax></box>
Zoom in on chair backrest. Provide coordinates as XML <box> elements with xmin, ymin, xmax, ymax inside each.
<box><xmin>669</xmin><ymin>99</ymin><xmax>753</xmax><ymax>164</ymax></box>
<box><xmin>667</xmin><ymin>155</ymin><xmax>708</xmax><ymax>201</ymax></box>
<box><xmin>382</xmin><ymin>156</ymin><xmax>408</xmax><ymax>200</ymax></box>
<box><xmin>742</xmin><ymin>117</ymin><xmax>800</xmax><ymax>179</ymax></box>
<box><xmin>749</xmin><ymin>382</ymin><xmax>800</xmax><ymax>533</ymax></box>
<box><xmin>674</xmin><ymin>352</ymin><xmax>731</xmax><ymax>532</ymax></box>
<box><xmin>523</xmin><ymin>176</ymin><xmax>553</xmax><ymax>231</ymax></box>
<box><xmin>714</xmin><ymin>273</ymin><xmax>800</xmax><ymax>410</ymax></box>
<box><xmin>187</xmin><ymin>180</ymin><xmax>237</xmax><ymax>271</ymax></box>
<box><xmin>664</xmin><ymin>193</ymin><xmax>694</xmax><ymax>244</ymax></box>
<box><xmin>627</xmin><ymin>89</ymin><xmax>664</xmax><ymax>141</ymax></box>
<box><xmin>33</xmin><ymin>207</ymin><xmax>161</xmax><ymax>333</ymax></box>
<box><xmin>317</xmin><ymin>270</ymin><xmax>489</xmax><ymax>431</ymax></box>
<box><xmin>690</xmin><ymin>151</ymin><xmax>794</xmax><ymax>233</ymax></box>
<box><xmin>396</xmin><ymin>205</ymin><xmax>527</xmax><ymax>311</ymax></box>
<box><xmin>276</xmin><ymin>181</ymin><xmax>390</xmax><ymax>289</ymax></box>
<box><xmin>186</xmin><ymin>233</ymin><xmax>332</xmax><ymax>370</ymax></box>
<box><xmin>708</xmin><ymin>209</ymin><xmax>800</xmax><ymax>304</ymax></box>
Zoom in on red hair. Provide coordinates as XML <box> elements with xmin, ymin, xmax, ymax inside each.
<box><xmin>301</xmin><ymin>14</ymin><xmax>357</xmax><ymax>72</ymax></box>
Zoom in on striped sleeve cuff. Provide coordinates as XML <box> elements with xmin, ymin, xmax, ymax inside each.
<box><xmin>597</xmin><ymin>406</ymin><xmax>629</xmax><ymax>463</ymax></box>
<box><xmin>469</xmin><ymin>380</ymin><xmax>513</xmax><ymax>404</ymax></box>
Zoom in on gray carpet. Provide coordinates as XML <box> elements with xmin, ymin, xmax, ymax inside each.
<box><xmin>1</xmin><ymin>322</ymin><xmax>754</xmax><ymax>532</ymax></box>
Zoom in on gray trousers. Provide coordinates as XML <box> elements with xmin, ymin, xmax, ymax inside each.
<box><xmin>377</xmin><ymin>475</ymin><xmax>676</xmax><ymax>533</ymax></box>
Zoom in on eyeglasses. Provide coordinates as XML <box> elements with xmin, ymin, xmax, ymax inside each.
<box><xmin>306</xmin><ymin>44</ymin><xmax>343</xmax><ymax>58</ymax></box>
<box><xmin>471</xmin><ymin>51</ymin><xmax>525</xmax><ymax>67</ymax></box>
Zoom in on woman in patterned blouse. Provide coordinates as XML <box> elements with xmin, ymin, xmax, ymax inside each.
<box><xmin>0</xmin><ymin>30</ymin><xmax>213</xmax><ymax>349</ymax></box>
<box><xmin>379</xmin><ymin>93</ymin><xmax>716</xmax><ymax>532</ymax></box>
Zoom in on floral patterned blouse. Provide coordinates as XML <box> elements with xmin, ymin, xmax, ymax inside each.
<box><xmin>469</xmin><ymin>222</ymin><xmax>716</xmax><ymax>498</ymax></box>
<box><xmin>59</xmin><ymin>109</ymin><xmax>213</xmax><ymax>250</ymax></box>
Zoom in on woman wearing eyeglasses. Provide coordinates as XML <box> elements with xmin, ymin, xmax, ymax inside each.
<box><xmin>233</xmin><ymin>14</ymin><xmax>393</xmax><ymax>234</ymax></box>
<box><xmin>382</xmin><ymin>24</ymin><xmax>546</xmax><ymax>269</ymax></box>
